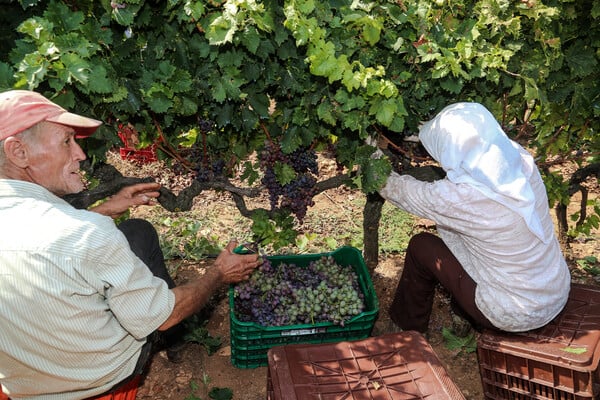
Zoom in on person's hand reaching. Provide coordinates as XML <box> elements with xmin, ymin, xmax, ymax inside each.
<box><xmin>214</xmin><ymin>241</ymin><xmax>263</xmax><ymax>284</ymax></box>
<box><xmin>89</xmin><ymin>182</ymin><xmax>161</xmax><ymax>218</ymax></box>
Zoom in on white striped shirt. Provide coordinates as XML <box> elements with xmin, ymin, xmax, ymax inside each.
<box><xmin>0</xmin><ymin>180</ymin><xmax>174</xmax><ymax>399</ymax></box>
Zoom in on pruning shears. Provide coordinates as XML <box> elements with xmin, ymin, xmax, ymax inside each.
<box><xmin>239</xmin><ymin>237</ymin><xmax>268</xmax><ymax>255</ymax></box>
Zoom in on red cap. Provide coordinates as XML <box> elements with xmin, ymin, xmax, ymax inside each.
<box><xmin>0</xmin><ymin>90</ymin><xmax>102</xmax><ymax>140</ymax></box>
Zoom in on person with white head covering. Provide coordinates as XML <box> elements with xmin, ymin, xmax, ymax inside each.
<box><xmin>378</xmin><ymin>102</ymin><xmax>570</xmax><ymax>334</ymax></box>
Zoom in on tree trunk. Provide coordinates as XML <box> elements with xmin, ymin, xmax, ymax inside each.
<box><xmin>363</xmin><ymin>192</ymin><xmax>384</xmax><ymax>270</ymax></box>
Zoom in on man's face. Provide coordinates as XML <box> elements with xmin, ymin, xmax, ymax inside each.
<box><xmin>24</xmin><ymin>121</ymin><xmax>87</xmax><ymax>196</ymax></box>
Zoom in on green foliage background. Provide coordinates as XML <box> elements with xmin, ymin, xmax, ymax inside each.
<box><xmin>0</xmin><ymin>0</ymin><xmax>598</xmax><ymax>238</ymax></box>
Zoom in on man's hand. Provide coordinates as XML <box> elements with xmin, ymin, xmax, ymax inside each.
<box><xmin>89</xmin><ymin>182</ymin><xmax>161</xmax><ymax>218</ymax></box>
<box><xmin>159</xmin><ymin>241</ymin><xmax>262</xmax><ymax>331</ymax></box>
<box><xmin>213</xmin><ymin>241</ymin><xmax>263</xmax><ymax>284</ymax></box>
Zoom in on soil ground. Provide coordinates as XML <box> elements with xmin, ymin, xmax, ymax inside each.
<box><xmin>106</xmin><ymin>152</ymin><xmax>599</xmax><ymax>400</ymax></box>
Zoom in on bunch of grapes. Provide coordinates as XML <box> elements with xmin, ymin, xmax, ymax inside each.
<box><xmin>259</xmin><ymin>142</ymin><xmax>319</xmax><ymax>222</ymax></box>
<box><xmin>185</xmin><ymin>119</ymin><xmax>226</xmax><ymax>182</ymax></box>
<box><xmin>289</xmin><ymin>148</ymin><xmax>318</xmax><ymax>174</ymax></box>
<box><xmin>259</xmin><ymin>143</ymin><xmax>289</xmax><ymax>210</ymax></box>
<box><xmin>196</xmin><ymin>158</ymin><xmax>226</xmax><ymax>183</ymax></box>
<box><xmin>169</xmin><ymin>118</ymin><xmax>228</xmax><ymax>182</ymax></box>
<box><xmin>233</xmin><ymin>256</ymin><xmax>365</xmax><ymax>327</ymax></box>
<box><xmin>279</xmin><ymin>174</ymin><xmax>317</xmax><ymax>221</ymax></box>
<box><xmin>198</xmin><ymin>119</ymin><xmax>214</xmax><ymax>133</ymax></box>
<box><xmin>185</xmin><ymin>146</ymin><xmax>227</xmax><ymax>183</ymax></box>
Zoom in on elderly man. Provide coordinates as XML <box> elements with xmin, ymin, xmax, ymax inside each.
<box><xmin>0</xmin><ymin>90</ymin><xmax>262</xmax><ymax>399</ymax></box>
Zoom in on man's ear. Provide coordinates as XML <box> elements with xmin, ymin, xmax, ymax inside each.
<box><xmin>3</xmin><ymin>136</ymin><xmax>30</xmax><ymax>168</ymax></box>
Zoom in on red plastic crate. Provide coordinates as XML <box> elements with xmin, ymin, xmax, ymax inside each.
<box><xmin>118</xmin><ymin>146</ymin><xmax>157</xmax><ymax>163</ymax></box>
<box><xmin>477</xmin><ymin>283</ymin><xmax>600</xmax><ymax>400</ymax></box>
<box><xmin>117</xmin><ymin>124</ymin><xmax>158</xmax><ymax>163</ymax></box>
<box><xmin>1</xmin><ymin>375</ymin><xmax>140</xmax><ymax>400</ymax></box>
<box><xmin>267</xmin><ymin>331</ymin><xmax>466</xmax><ymax>399</ymax></box>
<box><xmin>87</xmin><ymin>375</ymin><xmax>141</xmax><ymax>400</ymax></box>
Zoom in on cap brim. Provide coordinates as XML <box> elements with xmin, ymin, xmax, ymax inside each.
<box><xmin>46</xmin><ymin>111</ymin><xmax>102</xmax><ymax>138</ymax></box>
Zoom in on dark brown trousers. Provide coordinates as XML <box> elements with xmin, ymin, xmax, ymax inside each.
<box><xmin>389</xmin><ymin>232</ymin><xmax>496</xmax><ymax>333</ymax></box>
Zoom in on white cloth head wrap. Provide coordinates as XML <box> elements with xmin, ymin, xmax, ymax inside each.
<box><xmin>418</xmin><ymin>102</ymin><xmax>550</xmax><ymax>243</ymax></box>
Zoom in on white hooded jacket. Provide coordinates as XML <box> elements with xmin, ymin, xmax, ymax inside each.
<box><xmin>379</xmin><ymin>102</ymin><xmax>570</xmax><ymax>331</ymax></box>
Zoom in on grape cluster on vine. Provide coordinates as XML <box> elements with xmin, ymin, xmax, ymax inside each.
<box><xmin>289</xmin><ymin>148</ymin><xmax>318</xmax><ymax>174</ymax></box>
<box><xmin>233</xmin><ymin>256</ymin><xmax>365</xmax><ymax>327</ymax></box>
<box><xmin>181</xmin><ymin>118</ymin><xmax>227</xmax><ymax>183</ymax></box>
<box><xmin>198</xmin><ymin>119</ymin><xmax>214</xmax><ymax>133</ymax></box>
<box><xmin>186</xmin><ymin>146</ymin><xmax>226</xmax><ymax>183</ymax></box>
<box><xmin>259</xmin><ymin>143</ymin><xmax>319</xmax><ymax>222</ymax></box>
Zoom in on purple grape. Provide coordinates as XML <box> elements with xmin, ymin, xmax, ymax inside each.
<box><xmin>233</xmin><ymin>257</ymin><xmax>365</xmax><ymax>327</ymax></box>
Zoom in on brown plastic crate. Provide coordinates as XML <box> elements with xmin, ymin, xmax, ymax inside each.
<box><xmin>266</xmin><ymin>331</ymin><xmax>466</xmax><ymax>399</ymax></box>
<box><xmin>477</xmin><ymin>283</ymin><xmax>600</xmax><ymax>399</ymax></box>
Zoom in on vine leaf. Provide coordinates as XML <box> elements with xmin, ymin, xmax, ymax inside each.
<box><xmin>274</xmin><ymin>162</ymin><xmax>296</xmax><ymax>186</ymax></box>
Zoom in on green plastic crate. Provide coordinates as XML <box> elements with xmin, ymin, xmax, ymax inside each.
<box><xmin>229</xmin><ymin>246</ymin><xmax>379</xmax><ymax>368</ymax></box>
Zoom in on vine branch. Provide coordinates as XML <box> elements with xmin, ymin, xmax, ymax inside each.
<box><xmin>66</xmin><ymin>162</ymin><xmax>354</xmax><ymax>219</ymax></box>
